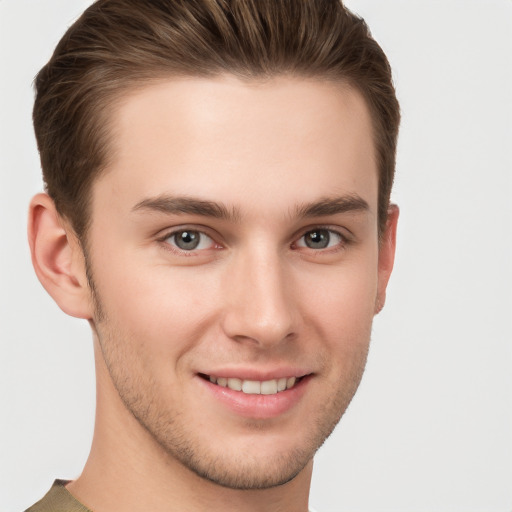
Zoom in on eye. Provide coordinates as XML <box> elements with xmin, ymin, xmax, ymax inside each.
<box><xmin>165</xmin><ymin>230</ymin><xmax>216</xmax><ymax>251</ymax></box>
<box><xmin>295</xmin><ymin>228</ymin><xmax>344</xmax><ymax>250</ymax></box>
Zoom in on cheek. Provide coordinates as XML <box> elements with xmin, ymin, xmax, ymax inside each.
<box><xmin>300</xmin><ymin>256</ymin><xmax>379</xmax><ymax>337</ymax></box>
<box><xmin>92</xmin><ymin>251</ymin><xmax>222</xmax><ymax>357</ymax></box>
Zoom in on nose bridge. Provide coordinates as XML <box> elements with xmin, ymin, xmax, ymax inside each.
<box><xmin>222</xmin><ymin>242</ymin><xmax>296</xmax><ymax>346</ymax></box>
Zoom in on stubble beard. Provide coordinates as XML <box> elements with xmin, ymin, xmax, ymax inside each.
<box><xmin>97</xmin><ymin>321</ymin><xmax>369</xmax><ymax>490</ymax></box>
<box><xmin>87</xmin><ymin>262</ymin><xmax>369</xmax><ymax>490</ymax></box>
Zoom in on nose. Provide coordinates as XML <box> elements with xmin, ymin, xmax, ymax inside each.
<box><xmin>220</xmin><ymin>246</ymin><xmax>298</xmax><ymax>348</ymax></box>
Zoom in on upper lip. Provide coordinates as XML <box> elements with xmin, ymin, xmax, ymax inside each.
<box><xmin>197</xmin><ymin>367</ymin><xmax>312</xmax><ymax>381</ymax></box>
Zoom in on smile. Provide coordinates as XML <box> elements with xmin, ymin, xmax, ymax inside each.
<box><xmin>204</xmin><ymin>375</ymin><xmax>302</xmax><ymax>395</ymax></box>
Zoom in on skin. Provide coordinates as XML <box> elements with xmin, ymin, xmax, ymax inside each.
<box><xmin>29</xmin><ymin>75</ymin><xmax>398</xmax><ymax>512</ymax></box>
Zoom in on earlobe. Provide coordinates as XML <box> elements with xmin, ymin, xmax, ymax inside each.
<box><xmin>28</xmin><ymin>193</ymin><xmax>93</xmax><ymax>319</ymax></box>
<box><xmin>374</xmin><ymin>204</ymin><xmax>399</xmax><ymax>315</ymax></box>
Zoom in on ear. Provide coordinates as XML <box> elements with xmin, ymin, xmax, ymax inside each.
<box><xmin>28</xmin><ymin>193</ymin><xmax>93</xmax><ymax>319</ymax></box>
<box><xmin>374</xmin><ymin>204</ymin><xmax>399</xmax><ymax>315</ymax></box>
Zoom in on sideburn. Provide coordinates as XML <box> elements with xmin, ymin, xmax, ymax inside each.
<box><xmin>82</xmin><ymin>241</ymin><xmax>106</xmax><ymax>323</ymax></box>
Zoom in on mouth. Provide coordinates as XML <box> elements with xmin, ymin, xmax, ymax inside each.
<box><xmin>199</xmin><ymin>373</ymin><xmax>305</xmax><ymax>395</ymax></box>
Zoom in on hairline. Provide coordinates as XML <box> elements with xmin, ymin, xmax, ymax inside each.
<box><xmin>62</xmin><ymin>70</ymin><xmax>385</xmax><ymax>246</ymax></box>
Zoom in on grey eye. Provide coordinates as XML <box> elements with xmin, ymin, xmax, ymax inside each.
<box><xmin>172</xmin><ymin>230</ymin><xmax>201</xmax><ymax>250</ymax></box>
<box><xmin>163</xmin><ymin>229</ymin><xmax>217</xmax><ymax>253</ymax></box>
<box><xmin>303</xmin><ymin>229</ymin><xmax>331</xmax><ymax>249</ymax></box>
<box><xmin>296</xmin><ymin>229</ymin><xmax>343</xmax><ymax>250</ymax></box>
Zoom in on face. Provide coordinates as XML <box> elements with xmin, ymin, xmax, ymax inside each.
<box><xmin>84</xmin><ymin>75</ymin><xmax>392</xmax><ymax>489</ymax></box>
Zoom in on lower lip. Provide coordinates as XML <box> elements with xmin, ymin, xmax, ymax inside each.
<box><xmin>197</xmin><ymin>375</ymin><xmax>311</xmax><ymax>419</ymax></box>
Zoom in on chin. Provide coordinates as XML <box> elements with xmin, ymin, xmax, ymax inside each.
<box><xmin>138</xmin><ymin>397</ymin><xmax>346</xmax><ymax>491</ymax></box>
<box><xmin>165</xmin><ymin>439</ymin><xmax>315</xmax><ymax>490</ymax></box>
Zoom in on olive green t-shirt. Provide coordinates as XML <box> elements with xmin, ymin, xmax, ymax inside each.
<box><xmin>25</xmin><ymin>480</ymin><xmax>91</xmax><ymax>512</ymax></box>
<box><xmin>25</xmin><ymin>479</ymin><xmax>319</xmax><ymax>512</ymax></box>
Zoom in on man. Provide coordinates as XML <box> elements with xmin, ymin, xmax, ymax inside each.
<box><xmin>26</xmin><ymin>1</ymin><xmax>399</xmax><ymax>511</ymax></box>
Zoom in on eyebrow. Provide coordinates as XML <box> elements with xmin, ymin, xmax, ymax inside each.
<box><xmin>132</xmin><ymin>195</ymin><xmax>241</xmax><ymax>222</ymax></box>
<box><xmin>132</xmin><ymin>193</ymin><xmax>369</xmax><ymax>222</ymax></box>
<box><xmin>294</xmin><ymin>195</ymin><xmax>370</xmax><ymax>219</ymax></box>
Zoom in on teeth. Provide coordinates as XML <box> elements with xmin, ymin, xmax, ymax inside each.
<box><xmin>277</xmin><ymin>377</ymin><xmax>287</xmax><ymax>392</ymax></box>
<box><xmin>261</xmin><ymin>379</ymin><xmax>278</xmax><ymax>395</ymax></box>
<box><xmin>227</xmin><ymin>377</ymin><xmax>242</xmax><ymax>391</ymax></box>
<box><xmin>287</xmin><ymin>376</ymin><xmax>296</xmax><ymax>389</ymax></box>
<box><xmin>207</xmin><ymin>375</ymin><xmax>300</xmax><ymax>394</ymax></box>
<box><xmin>242</xmin><ymin>380</ymin><xmax>261</xmax><ymax>394</ymax></box>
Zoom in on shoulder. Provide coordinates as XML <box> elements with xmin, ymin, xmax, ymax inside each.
<box><xmin>24</xmin><ymin>480</ymin><xmax>91</xmax><ymax>512</ymax></box>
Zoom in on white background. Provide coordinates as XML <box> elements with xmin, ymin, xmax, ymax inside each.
<box><xmin>0</xmin><ymin>1</ymin><xmax>511</xmax><ymax>511</ymax></box>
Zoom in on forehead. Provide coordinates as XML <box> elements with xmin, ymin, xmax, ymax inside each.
<box><xmin>95</xmin><ymin>75</ymin><xmax>378</xmax><ymax>220</ymax></box>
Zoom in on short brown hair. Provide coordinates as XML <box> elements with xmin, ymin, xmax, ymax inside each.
<box><xmin>33</xmin><ymin>0</ymin><xmax>400</xmax><ymax>240</ymax></box>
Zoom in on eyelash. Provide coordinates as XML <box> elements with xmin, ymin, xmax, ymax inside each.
<box><xmin>157</xmin><ymin>228</ymin><xmax>219</xmax><ymax>256</ymax></box>
<box><xmin>292</xmin><ymin>228</ymin><xmax>348</xmax><ymax>252</ymax></box>
<box><xmin>157</xmin><ymin>226</ymin><xmax>350</xmax><ymax>256</ymax></box>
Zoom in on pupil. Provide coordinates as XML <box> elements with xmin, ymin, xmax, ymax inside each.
<box><xmin>175</xmin><ymin>231</ymin><xmax>200</xmax><ymax>250</ymax></box>
<box><xmin>306</xmin><ymin>230</ymin><xmax>329</xmax><ymax>249</ymax></box>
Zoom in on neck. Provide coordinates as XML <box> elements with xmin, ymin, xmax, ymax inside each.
<box><xmin>67</xmin><ymin>340</ymin><xmax>312</xmax><ymax>512</ymax></box>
